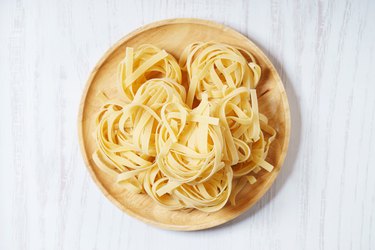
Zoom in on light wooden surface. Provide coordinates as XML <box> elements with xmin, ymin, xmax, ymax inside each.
<box><xmin>1</xmin><ymin>0</ymin><xmax>374</xmax><ymax>249</ymax></box>
<box><xmin>79</xmin><ymin>19</ymin><xmax>290</xmax><ymax>230</ymax></box>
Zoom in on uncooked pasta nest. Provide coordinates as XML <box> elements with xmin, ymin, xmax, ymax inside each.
<box><xmin>93</xmin><ymin>42</ymin><xmax>276</xmax><ymax>212</ymax></box>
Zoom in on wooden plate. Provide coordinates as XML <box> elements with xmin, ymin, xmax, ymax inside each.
<box><xmin>78</xmin><ymin>18</ymin><xmax>290</xmax><ymax>231</ymax></box>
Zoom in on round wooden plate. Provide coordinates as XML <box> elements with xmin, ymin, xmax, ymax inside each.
<box><xmin>78</xmin><ymin>18</ymin><xmax>290</xmax><ymax>231</ymax></box>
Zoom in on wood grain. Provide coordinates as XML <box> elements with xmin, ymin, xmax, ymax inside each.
<box><xmin>0</xmin><ymin>0</ymin><xmax>374</xmax><ymax>249</ymax></box>
<box><xmin>78</xmin><ymin>19</ymin><xmax>290</xmax><ymax>230</ymax></box>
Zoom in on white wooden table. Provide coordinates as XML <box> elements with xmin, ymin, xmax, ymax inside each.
<box><xmin>1</xmin><ymin>0</ymin><xmax>374</xmax><ymax>249</ymax></box>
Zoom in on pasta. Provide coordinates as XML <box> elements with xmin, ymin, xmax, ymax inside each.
<box><xmin>119</xmin><ymin>44</ymin><xmax>182</xmax><ymax>102</ymax></box>
<box><xmin>92</xmin><ymin>42</ymin><xmax>276</xmax><ymax>212</ymax></box>
<box><xmin>179</xmin><ymin>42</ymin><xmax>261</xmax><ymax>107</ymax></box>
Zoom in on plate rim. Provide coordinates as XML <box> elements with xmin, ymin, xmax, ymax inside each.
<box><xmin>78</xmin><ymin>18</ymin><xmax>291</xmax><ymax>231</ymax></box>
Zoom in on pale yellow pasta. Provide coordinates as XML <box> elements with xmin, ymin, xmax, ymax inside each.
<box><xmin>93</xmin><ymin>43</ymin><xmax>276</xmax><ymax>212</ymax></box>
<box><xmin>144</xmin><ymin>96</ymin><xmax>233</xmax><ymax>212</ymax></box>
<box><xmin>119</xmin><ymin>44</ymin><xmax>182</xmax><ymax>102</ymax></box>
<box><xmin>180</xmin><ymin>42</ymin><xmax>261</xmax><ymax>107</ymax></box>
<box><xmin>93</xmin><ymin>78</ymin><xmax>185</xmax><ymax>191</ymax></box>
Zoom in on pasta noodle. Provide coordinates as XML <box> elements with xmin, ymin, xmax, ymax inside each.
<box><xmin>179</xmin><ymin>42</ymin><xmax>261</xmax><ymax>107</ymax></box>
<box><xmin>119</xmin><ymin>44</ymin><xmax>182</xmax><ymax>102</ymax></box>
<box><xmin>92</xmin><ymin>42</ymin><xmax>276</xmax><ymax>212</ymax></box>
